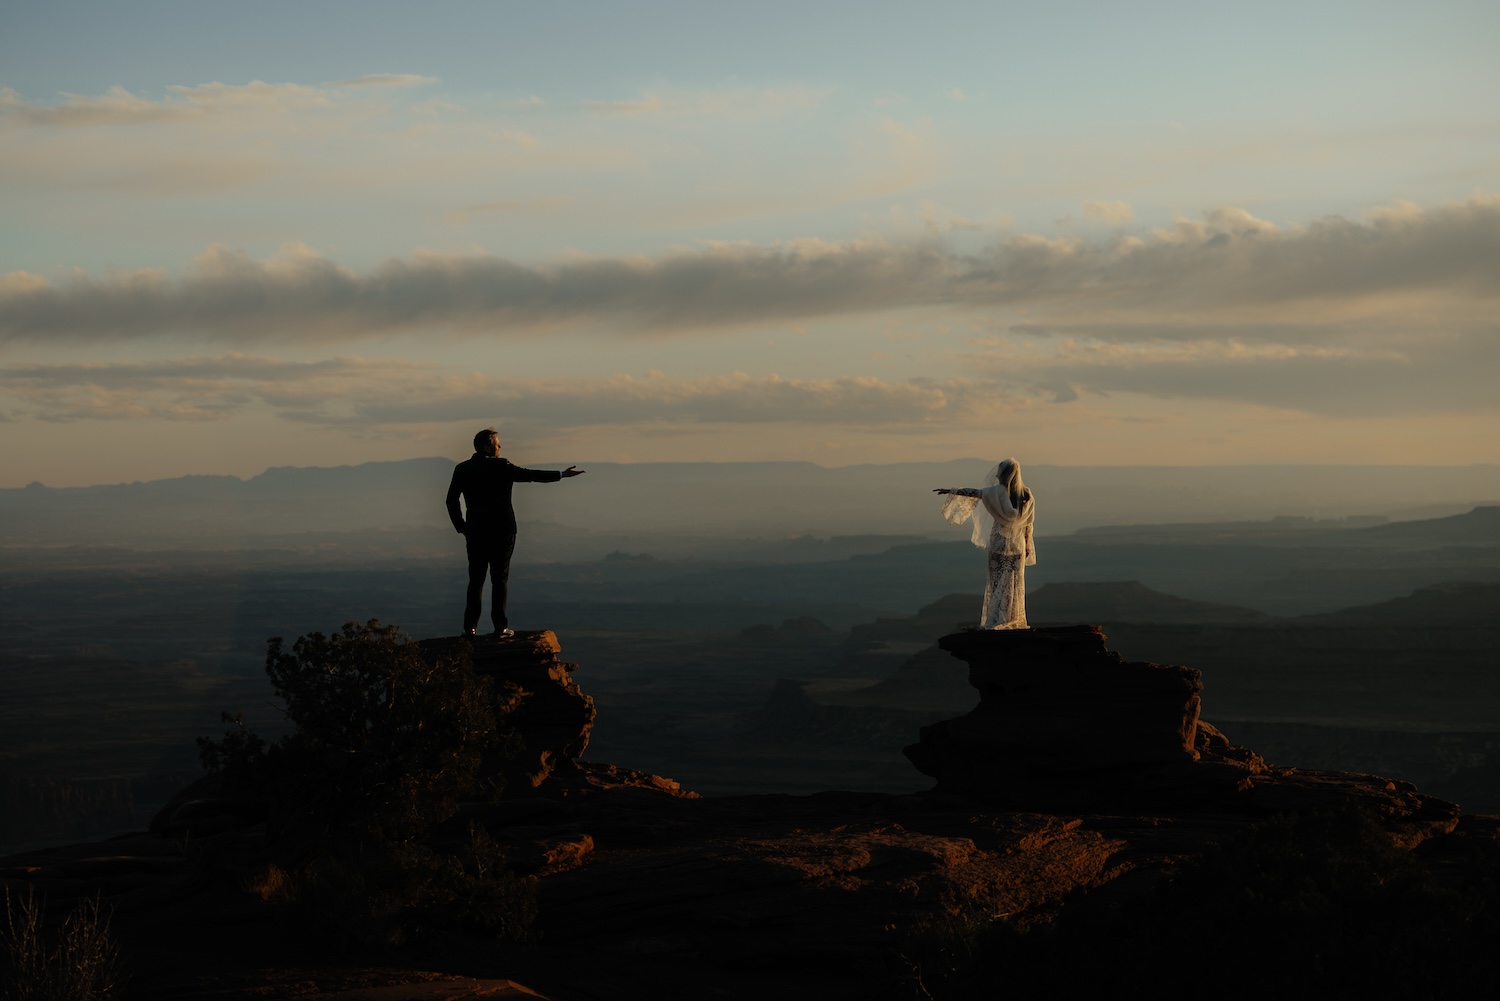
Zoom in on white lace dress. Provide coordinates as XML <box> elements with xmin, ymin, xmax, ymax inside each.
<box><xmin>941</xmin><ymin>486</ymin><xmax>1036</xmax><ymax>629</ymax></box>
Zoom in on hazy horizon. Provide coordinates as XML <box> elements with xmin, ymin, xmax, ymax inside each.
<box><xmin>9</xmin><ymin>454</ymin><xmax>1500</xmax><ymax>493</ymax></box>
<box><xmin>6</xmin><ymin>457</ymin><xmax>1499</xmax><ymax>565</ymax></box>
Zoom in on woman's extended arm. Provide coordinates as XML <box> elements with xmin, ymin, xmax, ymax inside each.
<box><xmin>933</xmin><ymin>487</ymin><xmax>981</xmax><ymax>496</ymax></box>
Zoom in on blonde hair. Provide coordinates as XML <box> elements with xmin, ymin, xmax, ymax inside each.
<box><xmin>997</xmin><ymin>458</ymin><xmax>1030</xmax><ymax>510</ymax></box>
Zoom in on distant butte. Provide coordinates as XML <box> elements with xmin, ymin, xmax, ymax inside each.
<box><xmin>2</xmin><ymin>626</ymin><xmax>1494</xmax><ymax>1000</ymax></box>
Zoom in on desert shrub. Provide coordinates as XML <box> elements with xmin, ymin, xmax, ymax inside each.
<box><xmin>897</xmin><ymin>807</ymin><xmax>1500</xmax><ymax>999</ymax></box>
<box><xmin>289</xmin><ymin>823</ymin><xmax>537</xmax><ymax>950</ymax></box>
<box><xmin>199</xmin><ymin>620</ymin><xmax>501</xmax><ymax>842</ymax></box>
<box><xmin>0</xmin><ymin>888</ymin><xmax>120</xmax><ymax>1001</ymax></box>
<box><xmin>197</xmin><ymin>620</ymin><xmax>534</xmax><ymax>946</ymax></box>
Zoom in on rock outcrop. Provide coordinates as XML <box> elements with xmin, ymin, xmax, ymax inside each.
<box><xmin>150</xmin><ymin>631</ymin><xmax>664</xmax><ymax>841</ymax></box>
<box><xmin>418</xmin><ymin>630</ymin><xmax>596</xmax><ymax>792</ymax></box>
<box><xmin>902</xmin><ymin>625</ymin><xmax>1463</xmax><ymax>844</ymax></box>
<box><xmin>904</xmin><ymin>626</ymin><xmax>1206</xmax><ymax>801</ymax></box>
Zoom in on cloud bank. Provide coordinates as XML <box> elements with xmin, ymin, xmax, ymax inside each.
<box><xmin>3</xmin><ymin>197</ymin><xmax>1494</xmax><ymax>346</ymax></box>
<box><xmin>0</xmin><ymin>355</ymin><xmax>1009</xmax><ymax>428</ymax></box>
<box><xmin>0</xmin><ymin>76</ymin><xmax>437</xmax><ymax>128</ymax></box>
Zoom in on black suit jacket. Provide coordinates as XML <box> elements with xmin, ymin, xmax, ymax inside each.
<box><xmin>446</xmin><ymin>454</ymin><xmax>562</xmax><ymax>536</ymax></box>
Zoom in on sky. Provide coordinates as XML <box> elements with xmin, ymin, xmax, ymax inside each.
<box><xmin>2</xmin><ymin>0</ymin><xmax>1497</xmax><ymax>488</ymax></box>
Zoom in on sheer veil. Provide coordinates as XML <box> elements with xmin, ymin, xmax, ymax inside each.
<box><xmin>941</xmin><ymin>462</ymin><xmax>1003</xmax><ymax>547</ymax></box>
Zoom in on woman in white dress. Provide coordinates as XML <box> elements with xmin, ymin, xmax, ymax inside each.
<box><xmin>934</xmin><ymin>458</ymin><xmax>1036</xmax><ymax>629</ymax></box>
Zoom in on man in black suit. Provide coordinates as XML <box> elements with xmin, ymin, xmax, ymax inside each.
<box><xmin>446</xmin><ymin>428</ymin><xmax>584</xmax><ymax>637</ymax></box>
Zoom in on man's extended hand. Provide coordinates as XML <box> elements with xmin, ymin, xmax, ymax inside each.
<box><xmin>561</xmin><ymin>466</ymin><xmax>585</xmax><ymax>478</ymax></box>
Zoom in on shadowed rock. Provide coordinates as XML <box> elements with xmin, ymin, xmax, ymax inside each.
<box><xmin>904</xmin><ymin>626</ymin><xmax>1204</xmax><ymax>799</ymax></box>
<box><xmin>418</xmin><ymin>630</ymin><xmax>597</xmax><ymax>792</ymax></box>
<box><xmin>8</xmin><ymin>621</ymin><xmax>1492</xmax><ymax>1001</ymax></box>
<box><xmin>902</xmin><ymin>626</ymin><xmax>1463</xmax><ymax>844</ymax></box>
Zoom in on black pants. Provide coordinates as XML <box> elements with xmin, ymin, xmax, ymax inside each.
<box><xmin>464</xmin><ymin>532</ymin><xmax>517</xmax><ymax>632</ymax></box>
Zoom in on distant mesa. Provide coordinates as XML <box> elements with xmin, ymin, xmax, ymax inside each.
<box><xmin>740</xmin><ymin>615</ymin><xmax>835</xmax><ymax>644</ymax></box>
<box><xmin>1028</xmin><ymin>580</ymin><xmax>1273</xmax><ymax>625</ymax></box>
<box><xmin>1299</xmin><ymin>580</ymin><xmax>1500</xmax><ymax>625</ymax></box>
<box><xmin>602</xmin><ymin>550</ymin><xmax>656</xmax><ymax>563</ymax></box>
<box><xmin>1356</xmin><ymin>504</ymin><xmax>1500</xmax><ymax>546</ymax></box>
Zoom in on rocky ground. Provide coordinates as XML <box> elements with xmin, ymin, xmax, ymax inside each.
<box><xmin>3</xmin><ymin>628</ymin><xmax>1496</xmax><ymax>1000</ymax></box>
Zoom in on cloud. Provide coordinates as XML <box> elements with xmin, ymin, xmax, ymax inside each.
<box><xmin>443</xmin><ymin>196</ymin><xmax>574</xmax><ymax>226</ymax></box>
<box><xmin>0</xmin><ymin>81</ymin><xmax>327</xmax><ymax>128</ymax></box>
<box><xmin>0</xmin><ymin>238</ymin><xmax>950</xmax><ymax>344</ymax></box>
<box><xmin>4</xmin><ymin>196</ymin><xmax>1496</xmax><ymax>348</ymax></box>
<box><xmin>992</xmin><ymin>329</ymin><xmax>1500</xmax><ymax>417</ymax></box>
<box><xmin>0</xmin><ymin>77</ymin><xmax>439</xmax><ymax>129</ymax></box>
<box><xmin>1082</xmin><ymin>200</ymin><xmax>1134</xmax><ymax>223</ymax></box>
<box><xmin>0</xmin><ymin>355</ymin><xmax>1015</xmax><ymax>428</ymax></box>
<box><xmin>0</xmin><ymin>77</ymin><xmax>850</xmax><ymax>212</ymax></box>
<box><xmin>342</xmin><ymin>371</ymin><xmax>1000</xmax><ymax>428</ymax></box>
<box><xmin>584</xmin><ymin>87</ymin><xmax>825</xmax><ymax>121</ymax></box>
<box><xmin>959</xmin><ymin>197</ymin><xmax>1500</xmax><ymax>319</ymax></box>
<box><xmin>0</xmin><ymin>85</ymin><xmax>191</xmax><ymax>128</ymax></box>
<box><xmin>0</xmin><ymin>354</ymin><xmax>408</xmax><ymax>422</ymax></box>
<box><xmin>324</xmin><ymin>74</ymin><xmax>439</xmax><ymax>90</ymax></box>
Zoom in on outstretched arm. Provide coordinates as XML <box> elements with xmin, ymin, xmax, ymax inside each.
<box><xmin>512</xmin><ymin>464</ymin><xmax>585</xmax><ymax>483</ymax></box>
<box><xmin>933</xmin><ymin>487</ymin><xmax>980</xmax><ymax>496</ymax></box>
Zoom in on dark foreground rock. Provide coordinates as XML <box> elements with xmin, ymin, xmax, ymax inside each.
<box><xmin>4</xmin><ymin>625</ymin><xmax>1492</xmax><ymax>1000</ymax></box>
<box><xmin>4</xmin><ymin>783</ymin><xmax>1494</xmax><ymax>1000</ymax></box>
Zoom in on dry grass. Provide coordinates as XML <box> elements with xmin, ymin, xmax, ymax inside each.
<box><xmin>0</xmin><ymin>887</ymin><xmax>120</xmax><ymax>1001</ymax></box>
<box><xmin>244</xmin><ymin>863</ymin><xmax>295</xmax><ymax>904</ymax></box>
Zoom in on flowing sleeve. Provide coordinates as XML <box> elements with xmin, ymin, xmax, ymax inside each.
<box><xmin>940</xmin><ymin>491</ymin><xmax>988</xmax><ymax>548</ymax></box>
